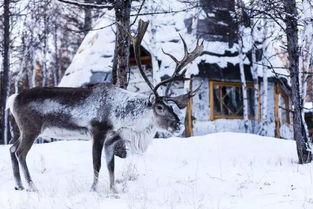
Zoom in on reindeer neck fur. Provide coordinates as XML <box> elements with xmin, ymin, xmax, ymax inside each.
<box><xmin>103</xmin><ymin>87</ymin><xmax>159</xmax><ymax>153</ymax></box>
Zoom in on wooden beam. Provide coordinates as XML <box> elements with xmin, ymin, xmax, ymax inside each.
<box><xmin>129</xmin><ymin>56</ymin><xmax>152</xmax><ymax>66</ymax></box>
<box><xmin>185</xmin><ymin>79</ymin><xmax>193</xmax><ymax>137</ymax></box>
<box><xmin>211</xmin><ymin>80</ymin><xmax>254</xmax><ymax>88</ymax></box>
<box><xmin>209</xmin><ymin>80</ymin><xmax>214</xmax><ymax>121</ymax></box>
<box><xmin>274</xmin><ymin>83</ymin><xmax>281</xmax><ymax>138</ymax></box>
<box><xmin>279</xmin><ymin>86</ymin><xmax>291</xmax><ymax>124</ymax></box>
<box><xmin>258</xmin><ymin>81</ymin><xmax>261</xmax><ymax>122</ymax></box>
<box><xmin>213</xmin><ymin>115</ymin><xmax>254</xmax><ymax>120</ymax></box>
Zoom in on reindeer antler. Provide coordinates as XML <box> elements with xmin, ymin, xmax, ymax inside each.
<box><xmin>130</xmin><ymin>20</ymin><xmax>155</xmax><ymax>93</ymax></box>
<box><xmin>160</xmin><ymin>35</ymin><xmax>204</xmax><ymax>96</ymax></box>
<box><xmin>131</xmin><ymin>20</ymin><xmax>203</xmax><ymax>109</ymax></box>
<box><xmin>158</xmin><ymin>36</ymin><xmax>204</xmax><ymax>109</ymax></box>
<box><xmin>163</xmin><ymin>84</ymin><xmax>201</xmax><ymax>109</ymax></box>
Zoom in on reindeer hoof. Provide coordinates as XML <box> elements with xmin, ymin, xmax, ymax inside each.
<box><xmin>90</xmin><ymin>184</ymin><xmax>98</xmax><ymax>192</ymax></box>
<box><xmin>110</xmin><ymin>186</ymin><xmax>118</xmax><ymax>194</ymax></box>
<box><xmin>26</xmin><ymin>187</ymin><xmax>38</xmax><ymax>192</ymax></box>
<box><xmin>114</xmin><ymin>141</ymin><xmax>127</xmax><ymax>158</ymax></box>
<box><xmin>26</xmin><ymin>188</ymin><xmax>38</xmax><ymax>192</ymax></box>
<box><xmin>14</xmin><ymin>186</ymin><xmax>24</xmax><ymax>191</ymax></box>
<box><xmin>26</xmin><ymin>182</ymin><xmax>38</xmax><ymax>192</ymax></box>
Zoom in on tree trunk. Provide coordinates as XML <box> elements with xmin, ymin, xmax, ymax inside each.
<box><xmin>238</xmin><ymin>33</ymin><xmax>249</xmax><ymax>132</ymax></box>
<box><xmin>112</xmin><ymin>0</ymin><xmax>132</xmax><ymax>89</ymax></box>
<box><xmin>283</xmin><ymin>0</ymin><xmax>312</xmax><ymax>163</ymax></box>
<box><xmin>1</xmin><ymin>0</ymin><xmax>10</xmax><ymax>144</ymax></box>
<box><xmin>235</xmin><ymin>1</ymin><xmax>249</xmax><ymax>131</ymax></box>
<box><xmin>42</xmin><ymin>8</ymin><xmax>48</xmax><ymax>87</ymax></box>
<box><xmin>261</xmin><ymin>18</ymin><xmax>269</xmax><ymax>136</ymax></box>
<box><xmin>54</xmin><ymin>23</ymin><xmax>60</xmax><ymax>86</ymax></box>
<box><xmin>83</xmin><ymin>0</ymin><xmax>92</xmax><ymax>35</ymax></box>
<box><xmin>250</xmin><ymin>19</ymin><xmax>259</xmax><ymax>134</ymax></box>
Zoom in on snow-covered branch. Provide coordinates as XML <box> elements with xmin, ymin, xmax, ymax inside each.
<box><xmin>57</xmin><ymin>0</ymin><xmax>114</xmax><ymax>9</ymax></box>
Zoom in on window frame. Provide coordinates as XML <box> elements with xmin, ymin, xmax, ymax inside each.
<box><xmin>275</xmin><ymin>83</ymin><xmax>291</xmax><ymax>125</ymax></box>
<box><xmin>209</xmin><ymin>80</ymin><xmax>255</xmax><ymax>120</ymax></box>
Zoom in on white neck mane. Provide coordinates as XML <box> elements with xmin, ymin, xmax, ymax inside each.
<box><xmin>118</xmin><ymin>124</ymin><xmax>156</xmax><ymax>153</ymax></box>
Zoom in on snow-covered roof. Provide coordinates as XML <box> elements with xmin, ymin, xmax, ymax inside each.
<box><xmin>59</xmin><ymin>0</ymin><xmax>288</xmax><ymax>87</ymax></box>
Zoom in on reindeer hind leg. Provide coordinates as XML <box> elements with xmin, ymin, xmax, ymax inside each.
<box><xmin>16</xmin><ymin>132</ymin><xmax>38</xmax><ymax>192</ymax></box>
<box><xmin>10</xmin><ymin>138</ymin><xmax>24</xmax><ymax>190</ymax></box>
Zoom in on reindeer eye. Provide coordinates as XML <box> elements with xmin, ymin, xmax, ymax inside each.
<box><xmin>157</xmin><ymin>105</ymin><xmax>163</xmax><ymax>111</ymax></box>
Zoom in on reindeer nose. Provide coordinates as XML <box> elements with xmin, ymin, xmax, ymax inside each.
<box><xmin>175</xmin><ymin>121</ymin><xmax>182</xmax><ymax>130</ymax></box>
<box><xmin>172</xmin><ymin>122</ymin><xmax>184</xmax><ymax>136</ymax></box>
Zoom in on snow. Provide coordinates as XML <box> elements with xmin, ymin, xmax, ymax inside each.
<box><xmin>1</xmin><ymin>132</ymin><xmax>313</xmax><ymax>209</ymax></box>
<box><xmin>304</xmin><ymin>102</ymin><xmax>313</xmax><ymax>111</ymax></box>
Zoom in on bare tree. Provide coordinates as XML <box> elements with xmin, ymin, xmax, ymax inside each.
<box><xmin>0</xmin><ymin>0</ymin><xmax>10</xmax><ymax>144</ymax></box>
<box><xmin>283</xmin><ymin>0</ymin><xmax>311</xmax><ymax>163</ymax></box>
<box><xmin>112</xmin><ymin>0</ymin><xmax>132</xmax><ymax>89</ymax></box>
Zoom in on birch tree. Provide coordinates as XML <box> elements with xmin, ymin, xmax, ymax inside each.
<box><xmin>235</xmin><ymin>0</ymin><xmax>249</xmax><ymax>131</ymax></box>
<box><xmin>260</xmin><ymin>19</ymin><xmax>269</xmax><ymax>136</ymax></box>
<box><xmin>250</xmin><ymin>21</ymin><xmax>259</xmax><ymax>132</ymax></box>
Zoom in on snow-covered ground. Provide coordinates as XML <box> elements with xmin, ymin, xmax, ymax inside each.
<box><xmin>0</xmin><ymin>132</ymin><xmax>313</xmax><ymax>209</ymax></box>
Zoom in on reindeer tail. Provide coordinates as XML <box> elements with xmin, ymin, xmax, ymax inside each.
<box><xmin>5</xmin><ymin>93</ymin><xmax>18</xmax><ymax>112</ymax></box>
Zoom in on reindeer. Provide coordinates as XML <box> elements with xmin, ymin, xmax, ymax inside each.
<box><xmin>6</xmin><ymin>20</ymin><xmax>203</xmax><ymax>192</ymax></box>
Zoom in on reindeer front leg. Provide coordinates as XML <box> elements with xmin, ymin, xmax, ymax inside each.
<box><xmin>114</xmin><ymin>140</ymin><xmax>127</xmax><ymax>158</ymax></box>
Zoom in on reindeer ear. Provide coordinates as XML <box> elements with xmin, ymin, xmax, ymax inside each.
<box><xmin>148</xmin><ymin>94</ymin><xmax>156</xmax><ymax>106</ymax></box>
<box><xmin>165</xmin><ymin>95</ymin><xmax>190</xmax><ymax>109</ymax></box>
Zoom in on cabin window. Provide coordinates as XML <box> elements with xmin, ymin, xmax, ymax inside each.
<box><xmin>209</xmin><ymin>81</ymin><xmax>255</xmax><ymax>120</ymax></box>
<box><xmin>305</xmin><ymin>112</ymin><xmax>313</xmax><ymax>137</ymax></box>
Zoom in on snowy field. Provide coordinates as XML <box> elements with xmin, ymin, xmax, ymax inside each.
<box><xmin>0</xmin><ymin>132</ymin><xmax>313</xmax><ymax>209</ymax></box>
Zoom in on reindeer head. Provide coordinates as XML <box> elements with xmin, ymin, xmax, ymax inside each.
<box><xmin>147</xmin><ymin>96</ymin><xmax>180</xmax><ymax>133</ymax></box>
<box><xmin>131</xmin><ymin>20</ymin><xmax>203</xmax><ymax>134</ymax></box>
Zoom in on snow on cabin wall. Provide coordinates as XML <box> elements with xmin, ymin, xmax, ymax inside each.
<box><xmin>265</xmin><ymin>82</ymin><xmax>276</xmax><ymax>128</ymax></box>
<box><xmin>191</xmin><ymin>77</ymin><xmax>210</xmax><ymax>121</ymax></box>
<box><xmin>280</xmin><ymin>124</ymin><xmax>293</xmax><ymax>139</ymax></box>
<box><xmin>193</xmin><ymin>119</ymin><xmax>255</xmax><ymax>136</ymax></box>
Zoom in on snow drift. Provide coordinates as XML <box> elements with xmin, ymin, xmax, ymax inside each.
<box><xmin>0</xmin><ymin>133</ymin><xmax>312</xmax><ymax>209</ymax></box>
